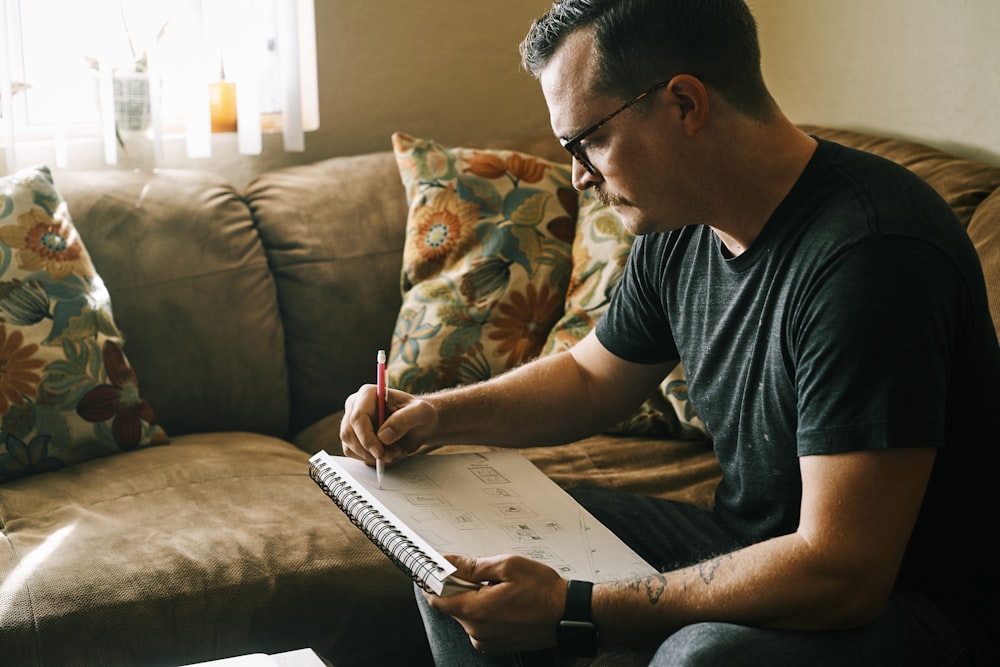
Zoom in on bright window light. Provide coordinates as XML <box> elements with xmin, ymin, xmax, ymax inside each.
<box><xmin>1</xmin><ymin>0</ymin><xmax>318</xmax><ymax>172</ymax></box>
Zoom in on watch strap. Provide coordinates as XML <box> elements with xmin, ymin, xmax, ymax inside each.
<box><xmin>563</xmin><ymin>579</ymin><xmax>594</xmax><ymax>621</ymax></box>
<box><xmin>557</xmin><ymin>580</ymin><xmax>598</xmax><ymax>657</ymax></box>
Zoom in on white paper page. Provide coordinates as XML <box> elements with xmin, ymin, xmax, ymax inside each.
<box><xmin>331</xmin><ymin>450</ymin><xmax>656</xmax><ymax>583</ymax></box>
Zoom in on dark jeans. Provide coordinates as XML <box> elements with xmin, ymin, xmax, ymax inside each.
<box><xmin>415</xmin><ymin>485</ymin><xmax>971</xmax><ymax>666</ymax></box>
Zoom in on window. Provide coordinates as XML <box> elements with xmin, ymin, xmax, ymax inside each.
<box><xmin>1</xmin><ymin>0</ymin><xmax>318</xmax><ymax>172</ymax></box>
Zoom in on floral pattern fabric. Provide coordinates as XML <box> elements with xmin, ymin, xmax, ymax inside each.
<box><xmin>388</xmin><ymin>133</ymin><xmax>575</xmax><ymax>394</ymax></box>
<box><xmin>0</xmin><ymin>167</ymin><xmax>166</xmax><ymax>483</ymax></box>
<box><xmin>542</xmin><ymin>190</ymin><xmax>708</xmax><ymax>438</ymax></box>
<box><xmin>387</xmin><ymin>135</ymin><xmax>706</xmax><ymax>440</ymax></box>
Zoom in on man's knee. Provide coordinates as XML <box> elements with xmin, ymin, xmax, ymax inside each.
<box><xmin>650</xmin><ymin>622</ymin><xmax>760</xmax><ymax>667</ymax></box>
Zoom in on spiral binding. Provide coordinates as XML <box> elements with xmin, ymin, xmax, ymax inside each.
<box><xmin>309</xmin><ymin>460</ymin><xmax>447</xmax><ymax>594</ymax></box>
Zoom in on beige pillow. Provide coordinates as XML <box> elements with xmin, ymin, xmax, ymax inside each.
<box><xmin>0</xmin><ymin>167</ymin><xmax>167</xmax><ymax>482</ymax></box>
<box><xmin>387</xmin><ymin>133</ymin><xmax>576</xmax><ymax>394</ymax></box>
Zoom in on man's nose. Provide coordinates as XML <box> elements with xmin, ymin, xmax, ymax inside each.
<box><xmin>571</xmin><ymin>158</ymin><xmax>602</xmax><ymax>191</ymax></box>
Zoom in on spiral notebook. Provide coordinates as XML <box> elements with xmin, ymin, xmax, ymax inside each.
<box><xmin>308</xmin><ymin>449</ymin><xmax>656</xmax><ymax>596</ymax></box>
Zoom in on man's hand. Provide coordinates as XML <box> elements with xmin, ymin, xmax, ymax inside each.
<box><xmin>426</xmin><ymin>554</ymin><xmax>568</xmax><ymax>654</ymax></box>
<box><xmin>340</xmin><ymin>385</ymin><xmax>438</xmax><ymax>466</ymax></box>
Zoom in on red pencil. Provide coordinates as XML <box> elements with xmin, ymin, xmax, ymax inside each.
<box><xmin>376</xmin><ymin>349</ymin><xmax>387</xmax><ymax>487</ymax></box>
<box><xmin>376</xmin><ymin>349</ymin><xmax>387</xmax><ymax>427</ymax></box>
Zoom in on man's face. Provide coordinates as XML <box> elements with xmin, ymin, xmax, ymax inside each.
<box><xmin>539</xmin><ymin>30</ymin><xmax>689</xmax><ymax>235</ymax></box>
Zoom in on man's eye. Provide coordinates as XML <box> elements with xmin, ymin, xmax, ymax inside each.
<box><xmin>581</xmin><ymin>135</ymin><xmax>606</xmax><ymax>152</ymax></box>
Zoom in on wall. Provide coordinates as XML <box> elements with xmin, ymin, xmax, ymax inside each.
<box><xmin>752</xmin><ymin>0</ymin><xmax>1000</xmax><ymax>166</ymax></box>
<box><xmin>319</xmin><ymin>0</ymin><xmax>553</xmax><ymax>155</ymax></box>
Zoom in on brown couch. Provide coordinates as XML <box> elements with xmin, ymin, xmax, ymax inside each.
<box><xmin>1</xmin><ymin>126</ymin><xmax>997</xmax><ymax>666</ymax></box>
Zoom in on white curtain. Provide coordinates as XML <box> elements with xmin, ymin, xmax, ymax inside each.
<box><xmin>0</xmin><ymin>0</ymin><xmax>318</xmax><ymax>173</ymax></box>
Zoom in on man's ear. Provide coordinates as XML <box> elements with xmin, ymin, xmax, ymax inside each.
<box><xmin>667</xmin><ymin>74</ymin><xmax>710</xmax><ymax>136</ymax></box>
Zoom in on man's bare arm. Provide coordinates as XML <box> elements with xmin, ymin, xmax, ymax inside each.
<box><xmin>342</xmin><ymin>330</ymin><xmax>675</xmax><ymax>463</ymax></box>
<box><xmin>590</xmin><ymin>446</ymin><xmax>936</xmax><ymax>644</ymax></box>
<box><xmin>428</xmin><ymin>331</ymin><xmax>672</xmax><ymax>445</ymax></box>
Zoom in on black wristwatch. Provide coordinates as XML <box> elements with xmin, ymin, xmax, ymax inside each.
<box><xmin>557</xmin><ymin>579</ymin><xmax>599</xmax><ymax>657</ymax></box>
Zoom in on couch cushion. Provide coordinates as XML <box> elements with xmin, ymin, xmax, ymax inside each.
<box><xmin>0</xmin><ymin>167</ymin><xmax>167</xmax><ymax>483</ymax></box>
<box><xmin>967</xmin><ymin>187</ymin><xmax>1000</xmax><ymax>337</ymax></box>
<box><xmin>246</xmin><ymin>151</ymin><xmax>411</xmax><ymax>436</ymax></box>
<box><xmin>799</xmin><ymin>125</ymin><xmax>1000</xmax><ymax>229</ymax></box>
<box><xmin>0</xmin><ymin>433</ymin><xmax>428</xmax><ymax>666</ymax></box>
<box><xmin>54</xmin><ymin>168</ymin><xmax>289</xmax><ymax>438</ymax></box>
<box><xmin>386</xmin><ymin>132</ymin><xmax>575</xmax><ymax>394</ymax></box>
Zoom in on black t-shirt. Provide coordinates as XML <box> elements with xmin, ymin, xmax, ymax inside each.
<box><xmin>596</xmin><ymin>138</ymin><xmax>1000</xmax><ymax>633</ymax></box>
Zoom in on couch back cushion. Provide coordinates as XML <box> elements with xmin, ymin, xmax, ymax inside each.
<box><xmin>55</xmin><ymin>169</ymin><xmax>289</xmax><ymax>437</ymax></box>
<box><xmin>968</xmin><ymin>188</ymin><xmax>1000</xmax><ymax>336</ymax></box>
<box><xmin>246</xmin><ymin>153</ymin><xmax>410</xmax><ymax>435</ymax></box>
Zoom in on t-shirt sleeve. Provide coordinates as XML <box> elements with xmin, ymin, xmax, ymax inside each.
<box><xmin>793</xmin><ymin>235</ymin><xmax>966</xmax><ymax>456</ymax></box>
<box><xmin>595</xmin><ymin>234</ymin><xmax>679</xmax><ymax>365</ymax></box>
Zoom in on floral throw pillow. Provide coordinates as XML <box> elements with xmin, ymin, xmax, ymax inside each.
<box><xmin>0</xmin><ymin>166</ymin><xmax>167</xmax><ymax>483</ymax></box>
<box><xmin>542</xmin><ymin>190</ymin><xmax>708</xmax><ymax>439</ymax></box>
<box><xmin>388</xmin><ymin>133</ymin><xmax>576</xmax><ymax>394</ymax></box>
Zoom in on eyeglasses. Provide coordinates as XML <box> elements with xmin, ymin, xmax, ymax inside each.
<box><xmin>560</xmin><ymin>78</ymin><xmax>672</xmax><ymax>175</ymax></box>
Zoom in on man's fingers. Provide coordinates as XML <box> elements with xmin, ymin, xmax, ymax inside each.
<box><xmin>426</xmin><ymin>554</ymin><xmax>566</xmax><ymax>655</ymax></box>
<box><xmin>341</xmin><ymin>386</ymin><xmax>435</xmax><ymax>466</ymax></box>
<box><xmin>339</xmin><ymin>386</ymin><xmax>383</xmax><ymax>463</ymax></box>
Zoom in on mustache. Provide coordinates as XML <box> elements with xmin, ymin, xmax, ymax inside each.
<box><xmin>592</xmin><ymin>186</ymin><xmax>631</xmax><ymax>208</ymax></box>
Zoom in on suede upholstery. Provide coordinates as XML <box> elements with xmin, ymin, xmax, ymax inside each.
<box><xmin>0</xmin><ymin>127</ymin><xmax>996</xmax><ymax>667</ymax></box>
<box><xmin>968</xmin><ymin>187</ymin><xmax>1000</xmax><ymax>332</ymax></box>
<box><xmin>245</xmin><ymin>154</ymin><xmax>409</xmax><ymax>434</ymax></box>
<box><xmin>54</xmin><ymin>168</ymin><xmax>290</xmax><ymax>438</ymax></box>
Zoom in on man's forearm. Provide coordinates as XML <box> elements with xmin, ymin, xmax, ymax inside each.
<box><xmin>592</xmin><ymin>532</ymin><xmax>888</xmax><ymax>646</ymax></box>
<box><xmin>423</xmin><ymin>351</ymin><xmax>620</xmax><ymax>448</ymax></box>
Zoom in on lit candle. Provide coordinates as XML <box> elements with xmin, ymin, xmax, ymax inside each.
<box><xmin>209</xmin><ymin>80</ymin><xmax>238</xmax><ymax>133</ymax></box>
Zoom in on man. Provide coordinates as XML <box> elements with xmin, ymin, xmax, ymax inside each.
<box><xmin>340</xmin><ymin>0</ymin><xmax>1000</xmax><ymax>664</ymax></box>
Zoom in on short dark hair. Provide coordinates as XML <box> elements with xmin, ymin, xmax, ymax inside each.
<box><xmin>520</xmin><ymin>0</ymin><xmax>774</xmax><ymax>118</ymax></box>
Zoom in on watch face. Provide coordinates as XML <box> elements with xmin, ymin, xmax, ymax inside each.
<box><xmin>558</xmin><ymin>619</ymin><xmax>599</xmax><ymax>657</ymax></box>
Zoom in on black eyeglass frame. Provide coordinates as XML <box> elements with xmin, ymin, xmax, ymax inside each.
<box><xmin>560</xmin><ymin>78</ymin><xmax>673</xmax><ymax>175</ymax></box>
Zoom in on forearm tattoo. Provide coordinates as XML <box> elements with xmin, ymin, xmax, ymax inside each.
<box><xmin>697</xmin><ymin>556</ymin><xmax>724</xmax><ymax>585</ymax></box>
<box><xmin>644</xmin><ymin>573</ymin><xmax>668</xmax><ymax>604</ymax></box>
<box><xmin>617</xmin><ymin>554</ymin><xmax>733</xmax><ymax>605</ymax></box>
